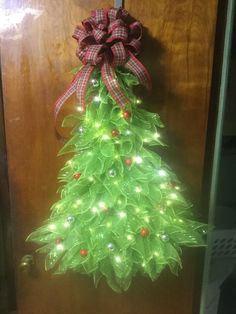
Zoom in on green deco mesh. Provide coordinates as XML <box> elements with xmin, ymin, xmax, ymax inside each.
<box><xmin>27</xmin><ymin>68</ymin><xmax>206</xmax><ymax>292</ymax></box>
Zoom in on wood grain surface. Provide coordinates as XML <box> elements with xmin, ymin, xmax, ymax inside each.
<box><xmin>0</xmin><ymin>0</ymin><xmax>218</xmax><ymax>313</ymax></box>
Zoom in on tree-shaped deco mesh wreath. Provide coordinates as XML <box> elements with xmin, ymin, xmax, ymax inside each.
<box><xmin>27</xmin><ymin>7</ymin><xmax>206</xmax><ymax>292</ymax></box>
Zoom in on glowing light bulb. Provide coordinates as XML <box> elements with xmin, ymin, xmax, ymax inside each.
<box><xmin>67</xmin><ymin>160</ymin><xmax>72</xmax><ymax>165</ymax></box>
<box><xmin>179</xmin><ymin>219</ymin><xmax>183</xmax><ymax>223</ymax></box>
<box><xmin>102</xmin><ymin>134</ymin><xmax>110</xmax><ymax>140</ymax></box>
<box><xmin>94</xmin><ymin>95</ymin><xmax>101</xmax><ymax>102</ymax></box>
<box><xmin>153</xmin><ymin>251</ymin><xmax>159</xmax><ymax>257</ymax></box>
<box><xmin>98</xmin><ymin>201</ymin><xmax>106</xmax><ymax>208</ymax></box>
<box><xmin>119</xmin><ymin>211</ymin><xmax>126</xmax><ymax>218</ymax></box>
<box><xmin>63</xmin><ymin>221</ymin><xmax>70</xmax><ymax>228</ymax></box>
<box><xmin>135</xmin><ymin>208</ymin><xmax>140</xmax><ymax>213</ymax></box>
<box><xmin>175</xmin><ymin>186</ymin><xmax>180</xmax><ymax>190</ymax></box>
<box><xmin>135</xmin><ymin>186</ymin><xmax>142</xmax><ymax>193</ymax></box>
<box><xmin>106</xmin><ymin>222</ymin><xmax>112</xmax><ymax>227</ymax></box>
<box><xmin>95</xmin><ymin>122</ymin><xmax>101</xmax><ymax>128</ymax></box>
<box><xmin>170</xmin><ymin>193</ymin><xmax>177</xmax><ymax>199</ymax></box>
<box><xmin>56</xmin><ymin>244</ymin><xmax>64</xmax><ymax>251</ymax></box>
<box><xmin>136</xmin><ymin>98</ymin><xmax>142</xmax><ymax>104</ymax></box>
<box><xmin>89</xmin><ymin>177</ymin><xmax>94</xmax><ymax>181</ymax></box>
<box><xmin>134</xmin><ymin>156</ymin><xmax>143</xmax><ymax>164</ymax></box>
<box><xmin>143</xmin><ymin>138</ymin><xmax>149</xmax><ymax>143</ymax></box>
<box><xmin>127</xmin><ymin>235</ymin><xmax>133</xmax><ymax>240</ymax></box>
<box><xmin>79</xmin><ymin>127</ymin><xmax>84</xmax><ymax>133</ymax></box>
<box><xmin>49</xmin><ymin>224</ymin><xmax>56</xmax><ymax>230</ymax></box>
<box><xmin>160</xmin><ymin>210</ymin><xmax>164</xmax><ymax>214</ymax></box>
<box><xmin>144</xmin><ymin>216</ymin><xmax>150</xmax><ymax>222</ymax></box>
<box><xmin>115</xmin><ymin>256</ymin><xmax>122</xmax><ymax>263</ymax></box>
<box><xmin>166</xmin><ymin>200</ymin><xmax>172</xmax><ymax>206</ymax></box>
<box><xmin>158</xmin><ymin>169</ymin><xmax>167</xmax><ymax>177</ymax></box>
<box><xmin>76</xmin><ymin>105</ymin><xmax>84</xmax><ymax>112</ymax></box>
<box><xmin>92</xmin><ymin>207</ymin><xmax>98</xmax><ymax>213</ymax></box>
<box><xmin>142</xmin><ymin>262</ymin><xmax>146</xmax><ymax>267</ymax></box>
<box><xmin>76</xmin><ymin>199</ymin><xmax>82</xmax><ymax>205</ymax></box>
<box><xmin>115</xmin><ymin>155</ymin><xmax>119</xmax><ymax>159</ymax></box>
<box><xmin>87</xmin><ymin>152</ymin><xmax>92</xmax><ymax>156</ymax></box>
<box><xmin>117</xmin><ymin>200</ymin><xmax>122</xmax><ymax>205</ymax></box>
<box><xmin>154</xmin><ymin>132</ymin><xmax>160</xmax><ymax>139</ymax></box>
<box><xmin>160</xmin><ymin>183</ymin><xmax>166</xmax><ymax>189</ymax></box>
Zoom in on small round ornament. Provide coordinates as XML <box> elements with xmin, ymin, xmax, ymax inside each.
<box><xmin>140</xmin><ymin>227</ymin><xmax>149</xmax><ymax>237</ymax></box>
<box><xmin>124</xmin><ymin>158</ymin><xmax>133</xmax><ymax>166</ymax></box>
<box><xmin>124</xmin><ymin>129</ymin><xmax>132</xmax><ymax>136</ymax></box>
<box><xmin>73</xmin><ymin>172</ymin><xmax>81</xmax><ymax>180</ymax></box>
<box><xmin>160</xmin><ymin>233</ymin><xmax>169</xmax><ymax>242</ymax></box>
<box><xmin>90</xmin><ymin>78</ymin><xmax>99</xmax><ymax>87</ymax></box>
<box><xmin>55</xmin><ymin>238</ymin><xmax>63</xmax><ymax>245</ymax></box>
<box><xmin>107</xmin><ymin>243</ymin><xmax>114</xmax><ymax>251</ymax></box>
<box><xmin>111</xmin><ymin>129</ymin><xmax>119</xmax><ymax>137</ymax></box>
<box><xmin>123</xmin><ymin>110</ymin><xmax>131</xmax><ymax>120</ymax></box>
<box><xmin>80</xmin><ymin>249</ymin><xmax>88</xmax><ymax>257</ymax></box>
<box><xmin>108</xmin><ymin>169</ymin><xmax>116</xmax><ymax>177</ymax></box>
<box><xmin>67</xmin><ymin>215</ymin><xmax>75</xmax><ymax>223</ymax></box>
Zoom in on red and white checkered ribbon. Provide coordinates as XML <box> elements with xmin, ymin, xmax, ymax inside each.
<box><xmin>53</xmin><ymin>7</ymin><xmax>151</xmax><ymax>119</ymax></box>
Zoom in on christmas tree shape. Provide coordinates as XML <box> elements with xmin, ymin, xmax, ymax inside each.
<box><xmin>27</xmin><ymin>8</ymin><xmax>206</xmax><ymax>292</ymax></box>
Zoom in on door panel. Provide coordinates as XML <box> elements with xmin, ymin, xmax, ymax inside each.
<box><xmin>0</xmin><ymin>1</ymin><xmax>218</xmax><ymax>313</ymax></box>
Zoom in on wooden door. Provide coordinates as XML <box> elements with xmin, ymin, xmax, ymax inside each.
<box><xmin>0</xmin><ymin>0</ymin><xmax>218</xmax><ymax>313</ymax></box>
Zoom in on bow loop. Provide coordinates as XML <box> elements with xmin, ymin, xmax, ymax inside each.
<box><xmin>111</xmin><ymin>42</ymin><xmax>127</xmax><ymax>67</ymax></box>
<box><xmin>73</xmin><ymin>26</ymin><xmax>94</xmax><ymax>45</ymax></box>
<box><xmin>82</xmin><ymin>17</ymin><xmax>95</xmax><ymax>32</ymax></box>
<box><xmin>129</xmin><ymin>21</ymin><xmax>142</xmax><ymax>40</ymax></box>
<box><xmin>92</xmin><ymin>28</ymin><xmax>107</xmax><ymax>43</ymax></box>
<box><xmin>125</xmin><ymin>38</ymin><xmax>141</xmax><ymax>55</ymax></box>
<box><xmin>92</xmin><ymin>9</ymin><xmax>108</xmax><ymax>28</ymax></box>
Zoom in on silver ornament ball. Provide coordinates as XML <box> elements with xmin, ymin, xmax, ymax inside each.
<box><xmin>90</xmin><ymin>78</ymin><xmax>99</xmax><ymax>87</ymax></box>
<box><xmin>108</xmin><ymin>169</ymin><xmax>116</xmax><ymax>177</ymax></box>
<box><xmin>160</xmin><ymin>233</ymin><xmax>169</xmax><ymax>242</ymax></box>
<box><xmin>107</xmin><ymin>243</ymin><xmax>114</xmax><ymax>251</ymax></box>
<box><xmin>67</xmin><ymin>216</ymin><xmax>75</xmax><ymax>223</ymax></box>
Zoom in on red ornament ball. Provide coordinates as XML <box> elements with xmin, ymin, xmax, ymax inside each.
<box><xmin>80</xmin><ymin>249</ymin><xmax>88</xmax><ymax>257</ymax></box>
<box><xmin>55</xmin><ymin>238</ymin><xmax>63</xmax><ymax>245</ymax></box>
<box><xmin>140</xmin><ymin>227</ymin><xmax>149</xmax><ymax>237</ymax></box>
<box><xmin>111</xmin><ymin>129</ymin><xmax>119</xmax><ymax>137</ymax></box>
<box><xmin>123</xmin><ymin>110</ymin><xmax>131</xmax><ymax>120</ymax></box>
<box><xmin>73</xmin><ymin>172</ymin><xmax>81</xmax><ymax>180</ymax></box>
<box><xmin>124</xmin><ymin>158</ymin><xmax>133</xmax><ymax>166</ymax></box>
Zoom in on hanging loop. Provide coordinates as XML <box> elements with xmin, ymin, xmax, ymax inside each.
<box><xmin>114</xmin><ymin>0</ymin><xmax>123</xmax><ymax>8</ymax></box>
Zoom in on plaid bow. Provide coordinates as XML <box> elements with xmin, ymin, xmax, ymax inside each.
<box><xmin>53</xmin><ymin>7</ymin><xmax>151</xmax><ymax>118</ymax></box>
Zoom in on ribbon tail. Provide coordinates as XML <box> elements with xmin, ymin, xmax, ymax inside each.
<box><xmin>76</xmin><ymin>64</ymin><xmax>95</xmax><ymax>110</ymax></box>
<box><xmin>53</xmin><ymin>65</ymin><xmax>94</xmax><ymax>119</ymax></box>
<box><xmin>125</xmin><ymin>52</ymin><xmax>152</xmax><ymax>91</ymax></box>
<box><xmin>53</xmin><ymin>71</ymin><xmax>81</xmax><ymax>119</ymax></box>
<box><xmin>101</xmin><ymin>61</ymin><xmax>130</xmax><ymax>109</ymax></box>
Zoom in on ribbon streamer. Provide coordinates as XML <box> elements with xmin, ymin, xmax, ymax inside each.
<box><xmin>53</xmin><ymin>7</ymin><xmax>151</xmax><ymax>119</ymax></box>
